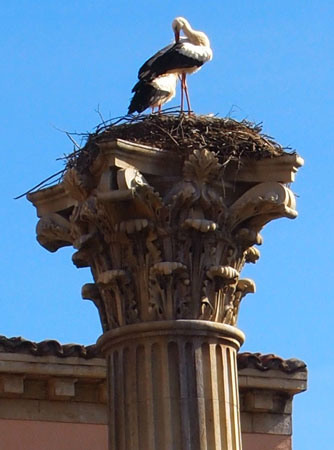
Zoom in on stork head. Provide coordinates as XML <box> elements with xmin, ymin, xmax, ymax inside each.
<box><xmin>172</xmin><ymin>17</ymin><xmax>189</xmax><ymax>42</ymax></box>
<box><xmin>172</xmin><ymin>17</ymin><xmax>210</xmax><ymax>48</ymax></box>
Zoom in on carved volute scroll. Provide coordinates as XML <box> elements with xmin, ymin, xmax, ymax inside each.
<box><xmin>28</xmin><ymin>138</ymin><xmax>303</xmax><ymax>332</ymax></box>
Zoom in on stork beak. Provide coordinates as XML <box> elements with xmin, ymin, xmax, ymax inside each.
<box><xmin>174</xmin><ymin>30</ymin><xmax>180</xmax><ymax>43</ymax></box>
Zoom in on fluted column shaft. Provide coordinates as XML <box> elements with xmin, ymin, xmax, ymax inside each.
<box><xmin>98</xmin><ymin>320</ymin><xmax>244</xmax><ymax>450</ymax></box>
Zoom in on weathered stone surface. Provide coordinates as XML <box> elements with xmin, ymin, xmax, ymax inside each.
<box><xmin>27</xmin><ymin>128</ymin><xmax>303</xmax><ymax>450</ymax></box>
<box><xmin>252</xmin><ymin>413</ymin><xmax>292</xmax><ymax>435</ymax></box>
<box><xmin>48</xmin><ymin>378</ymin><xmax>77</xmax><ymax>400</ymax></box>
<box><xmin>28</xmin><ymin>140</ymin><xmax>302</xmax><ymax>332</ymax></box>
<box><xmin>99</xmin><ymin>320</ymin><xmax>244</xmax><ymax>450</ymax></box>
<box><xmin>0</xmin><ymin>349</ymin><xmax>305</xmax><ymax>434</ymax></box>
<box><xmin>0</xmin><ymin>375</ymin><xmax>24</xmax><ymax>395</ymax></box>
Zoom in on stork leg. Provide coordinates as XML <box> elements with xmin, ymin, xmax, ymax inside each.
<box><xmin>183</xmin><ymin>74</ymin><xmax>192</xmax><ymax>115</ymax></box>
<box><xmin>180</xmin><ymin>75</ymin><xmax>185</xmax><ymax>113</ymax></box>
<box><xmin>158</xmin><ymin>104</ymin><xmax>162</xmax><ymax>114</ymax></box>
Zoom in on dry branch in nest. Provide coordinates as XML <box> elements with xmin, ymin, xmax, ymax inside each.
<box><xmin>17</xmin><ymin>110</ymin><xmax>293</xmax><ymax>199</ymax></box>
<box><xmin>65</xmin><ymin>112</ymin><xmax>291</xmax><ymax>176</ymax></box>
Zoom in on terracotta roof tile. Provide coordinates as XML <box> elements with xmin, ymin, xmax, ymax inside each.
<box><xmin>237</xmin><ymin>352</ymin><xmax>307</xmax><ymax>373</ymax></box>
<box><xmin>0</xmin><ymin>336</ymin><xmax>98</xmax><ymax>359</ymax></box>
<box><xmin>0</xmin><ymin>336</ymin><xmax>306</xmax><ymax>373</ymax></box>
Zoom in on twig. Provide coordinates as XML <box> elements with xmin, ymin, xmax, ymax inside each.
<box><xmin>14</xmin><ymin>169</ymin><xmax>65</xmax><ymax>200</ymax></box>
<box><xmin>66</xmin><ymin>132</ymin><xmax>80</xmax><ymax>150</ymax></box>
<box><xmin>56</xmin><ymin>148</ymin><xmax>81</xmax><ymax>161</ymax></box>
<box><xmin>51</xmin><ymin>124</ymin><xmax>81</xmax><ymax>149</ymax></box>
<box><xmin>151</xmin><ymin>123</ymin><xmax>180</xmax><ymax>147</ymax></box>
<box><xmin>95</xmin><ymin>104</ymin><xmax>107</xmax><ymax>128</ymax></box>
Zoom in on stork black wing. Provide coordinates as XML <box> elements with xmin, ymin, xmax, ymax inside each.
<box><xmin>138</xmin><ymin>42</ymin><xmax>203</xmax><ymax>81</ymax></box>
<box><xmin>138</xmin><ymin>42</ymin><xmax>174</xmax><ymax>80</ymax></box>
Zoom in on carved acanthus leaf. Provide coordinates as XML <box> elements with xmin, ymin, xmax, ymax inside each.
<box><xmin>236</xmin><ymin>278</ymin><xmax>256</xmax><ymax>296</ymax></box>
<box><xmin>78</xmin><ymin>197</ymin><xmax>98</xmax><ymax>224</ymax></box>
<box><xmin>151</xmin><ymin>262</ymin><xmax>187</xmax><ymax>276</ymax></box>
<box><xmin>134</xmin><ymin>184</ymin><xmax>164</xmax><ymax>221</ymax></box>
<box><xmin>36</xmin><ymin>213</ymin><xmax>72</xmax><ymax>252</ymax></box>
<box><xmin>72</xmin><ymin>231</ymin><xmax>101</xmax><ymax>268</ymax></box>
<box><xmin>145</xmin><ymin>229</ymin><xmax>161</xmax><ymax>264</ymax></box>
<box><xmin>96</xmin><ymin>270</ymin><xmax>138</xmax><ymax>328</ymax></box>
<box><xmin>183</xmin><ymin>149</ymin><xmax>221</xmax><ymax>184</ymax></box>
<box><xmin>63</xmin><ymin>168</ymin><xmax>91</xmax><ymax>201</ymax></box>
<box><xmin>182</xmin><ymin>218</ymin><xmax>217</xmax><ymax>232</ymax></box>
<box><xmin>167</xmin><ymin>150</ymin><xmax>227</xmax><ymax>225</ymax></box>
<box><xmin>30</xmin><ymin>140</ymin><xmax>301</xmax><ymax>331</ymax></box>
<box><xmin>114</xmin><ymin>219</ymin><xmax>149</xmax><ymax>234</ymax></box>
<box><xmin>234</xmin><ymin>228</ymin><xmax>263</xmax><ymax>247</ymax></box>
<box><xmin>81</xmin><ymin>283</ymin><xmax>108</xmax><ymax>332</ymax></box>
<box><xmin>73</xmin><ymin>232</ymin><xmax>97</xmax><ymax>250</ymax></box>
<box><xmin>206</xmin><ymin>265</ymin><xmax>239</xmax><ymax>283</ymax></box>
<box><xmin>245</xmin><ymin>247</ymin><xmax>261</xmax><ymax>264</ymax></box>
<box><xmin>149</xmin><ymin>262</ymin><xmax>189</xmax><ymax>320</ymax></box>
<box><xmin>98</xmin><ymin>270</ymin><xmax>128</xmax><ymax>286</ymax></box>
<box><xmin>228</xmin><ymin>278</ymin><xmax>256</xmax><ymax>326</ymax></box>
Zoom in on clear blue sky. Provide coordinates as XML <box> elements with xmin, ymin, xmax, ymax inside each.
<box><xmin>1</xmin><ymin>2</ymin><xmax>333</xmax><ymax>448</ymax></box>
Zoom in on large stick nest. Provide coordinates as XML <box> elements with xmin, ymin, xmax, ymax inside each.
<box><xmin>67</xmin><ymin>112</ymin><xmax>291</xmax><ymax>175</ymax></box>
<box><xmin>17</xmin><ymin>112</ymin><xmax>295</xmax><ymax>200</ymax></box>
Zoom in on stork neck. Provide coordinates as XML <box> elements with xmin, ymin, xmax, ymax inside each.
<box><xmin>182</xmin><ymin>22</ymin><xmax>210</xmax><ymax>47</ymax></box>
<box><xmin>181</xmin><ymin>20</ymin><xmax>194</xmax><ymax>37</ymax></box>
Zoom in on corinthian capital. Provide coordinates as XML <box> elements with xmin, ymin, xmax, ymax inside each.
<box><xmin>28</xmin><ymin>117</ymin><xmax>303</xmax><ymax>331</ymax></box>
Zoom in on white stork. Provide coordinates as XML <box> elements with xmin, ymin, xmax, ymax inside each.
<box><xmin>128</xmin><ymin>73</ymin><xmax>178</xmax><ymax>114</ymax></box>
<box><xmin>137</xmin><ymin>17</ymin><xmax>213</xmax><ymax>113</ymax></box>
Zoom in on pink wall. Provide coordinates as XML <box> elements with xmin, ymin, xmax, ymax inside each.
<box><xmin>0</xmin><ymin>420</ymin><xmax>108</xmax><ymax>450</ymax></box>
<box><xmin>243</xmin><ymin>433</ymin><xmax>291</xmax><ymax>450</ymax></box>
<box><xmin>0</xmin><ymin>420</ymin><xmax>291</xmax><ymax>450</ymax></box>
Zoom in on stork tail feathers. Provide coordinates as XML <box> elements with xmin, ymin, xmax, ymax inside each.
<box><xmin>128</xmin><ymin>80</ymin><xmax>169</xmax><ymax>114</ymax></box>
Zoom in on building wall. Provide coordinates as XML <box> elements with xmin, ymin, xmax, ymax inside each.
<box><xmin>0</xmin><ymin>420</ymin><xmax>107</xmax><ymax>450</ymax></box>
<box><xmin>0</xmin><ymin>347</ymin><xmax>306</xmax><ymax>450</ymax></box>
<box><xmin>0</xmin><ymin>419</ymin><xmax>291</xmax><ymax>450</ymax></box>
<box><xmin>242</xmin><ymin>433</ymin><xmax>291</xmax><ymax>450</ymax></box>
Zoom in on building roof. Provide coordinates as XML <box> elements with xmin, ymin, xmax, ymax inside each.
<box><xmin>0</xmin><ymin>335</ymin><xmax>306</xmax><ymax>374</ymax></box>
<box><xmin>0</xmin><ymin>334</ymin><xmax>307</xmax><ymax>430</ymax></box>
<box><xmin>237</xmin><ymin>352</ymin><xmax>306</xmax><ymax>374</ymax></box>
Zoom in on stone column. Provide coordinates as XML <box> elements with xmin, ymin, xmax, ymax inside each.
<box><xmin>28</xmin><ymin>133</ymin><xmax>303</xmax><ymax>450</ymax></box>
<box><xmin>100</xmin><ymin>321</ymin><xmax>244</xmax><ymax>450</ymax></box>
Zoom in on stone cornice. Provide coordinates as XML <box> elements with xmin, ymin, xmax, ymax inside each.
<box><xmin>0</xmin><ymin>335</ymin><xmax>306</xmax><ymax>376</ymax></box>
<box><xmin>0</xmin><ymin>341</ymin><xmax>306</xmax><ymax>429</ymax></box>
<box><xmin>27</xmin><ymin>140</ymin><xmax>303</xmax><ymax>218</ymax></box>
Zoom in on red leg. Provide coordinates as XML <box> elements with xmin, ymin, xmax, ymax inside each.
<box><xmin>180</xmin><ymin>73</ymin><xmax>185</xmax><ymax>112</ymax></box>
<box><xmin>183</xmin><ymin>76</ymin><xmax>192</xmax><ymax>114</ymax></box>
<box><xmin>158</xmin><ymin>104</ymin><xmax>162</xmax><ymax>114</ymax></box>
